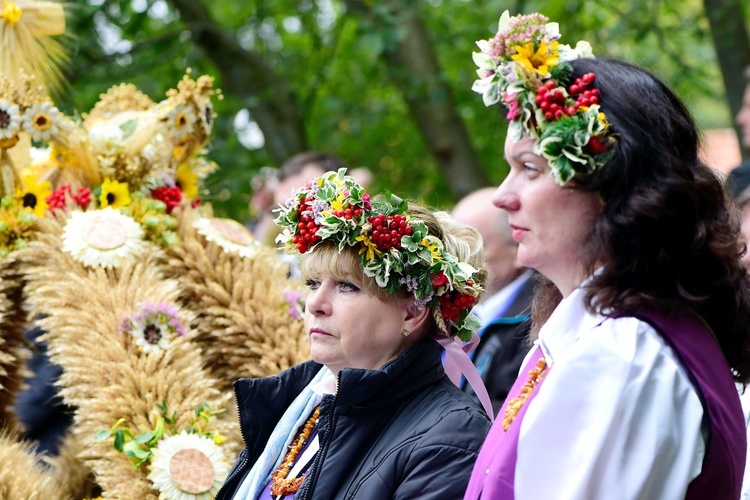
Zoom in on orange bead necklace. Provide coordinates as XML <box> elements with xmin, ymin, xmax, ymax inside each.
<box><xmin>502</xmin><ymin>358</ymin><xmax>548</xmax><ymax>431</ymax></box>
<box><xmin>270</xmin><ymin>406</ymin><xmax>321</xmax><ymax>496</ymax></box>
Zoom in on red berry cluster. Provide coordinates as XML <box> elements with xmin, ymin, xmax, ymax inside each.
<box><xmin>331</xmin><ymin>207</ymin><xmax>362</xmax><ymax>220</ymax></box>
<box><xmin>46</xmin><ymin>184</ymin><xmax>93</xmax><ymax>212</ymax></box>
<box><xmin>291</xmin><ymin>200</ymin><xmax>321</xmax><ymax>253</ymax></box>
<box><xmin>535</xmin><ymin>80</ymin><xmax>575</xmax><ymax>122</ymax></box>
<box><xmin>368</xmin><ymin>213</ymin><xmax>412</xmax><ymax>251</ymax></box>
<box><xmin>151</xmin><ymin>186</ymin><xmax>183</xmax><ymax>214</ymax></box>
<box><xmin>535</xmin><ymin>72</ymin><xmax>601</xmax><ymax>122</ymax></box>
<box><xmin>438</xmin><ymin>291</ymin><xmax>477</xmax><ymax>324</ymax></box>
<box><xmin>567</xmin><ymin>72</ymin><xmax>599</xmax><ymax>108</ymax></box>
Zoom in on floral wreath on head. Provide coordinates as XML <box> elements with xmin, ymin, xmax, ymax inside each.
<box><xmin>472</xmin><ymin>11</ymin><xmax>616</xmax><ymax>185</ymax></box>
<box><xmin>274</xmin><ymin>169</ymin><xmax>483</xmax><ymax>342</ymax></box>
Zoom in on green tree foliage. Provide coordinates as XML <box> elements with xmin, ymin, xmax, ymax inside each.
<box><xmin>60</xmin><ymin>0</ymin><xmax>750</xmax><ymax>221</ymax></box>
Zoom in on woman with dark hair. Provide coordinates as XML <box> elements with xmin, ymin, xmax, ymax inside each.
<box><xmin>464</xmin><ymin>11</ymin><xmax>750</xmax><ymax>500</ymax></box>
<box><xmin>217</xmin><ymin>170</ymin><xmax>492</xmax><ymax>499</ymax></box>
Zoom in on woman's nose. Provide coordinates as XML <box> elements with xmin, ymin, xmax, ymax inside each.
<box><xmin>306</xmin><ymin>283</ymin><xmax>332</xmax><ymax>316</ymax></box>
<box><xmin>492</xmin><ymin>176</ymin><xmax>520</xmax><ymax>212</ymax></box>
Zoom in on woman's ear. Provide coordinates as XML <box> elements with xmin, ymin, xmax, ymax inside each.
<box><xmin>403</xmin><ymin>297</ymin><xmax>431</xmax><ymax>334</ymax></box>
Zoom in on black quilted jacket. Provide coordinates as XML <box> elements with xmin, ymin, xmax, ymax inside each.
<box><xmin>216</xmin><ymin>341</ymin><xmax>491</xmax><ymax>499</ymax></box>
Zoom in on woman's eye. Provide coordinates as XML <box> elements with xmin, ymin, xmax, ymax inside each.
<box><xmin>523</xmin><ymin>162</ymin><xmax>538</xmax><ymax>172</ymax></box>
<box><xmin>305</xmin><ymin>279</ymin><xmax>320</xmax><ymax>290</ymax></box>
<box><xmin>337</xmin><ymin>281</ymin><xmax>359</xmax><ymax>292</ymax></box>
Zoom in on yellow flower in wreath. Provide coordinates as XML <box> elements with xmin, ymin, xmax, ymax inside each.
<box><xmin>175</xmin><ymin>164</ymin><xmax>198</xmax><ymax>200</ymax></box>
<box><xmin>15</xmin><ymin>173</ymin><xmax>51</xmax><ymax>217</ymax></box>
<box><xmin>511</xmin><ymin>41</ymin><xmax>559</xmax><ymax>76</ymax></box>
<box><xmin>99</xmin><ymin>178</ymin><xmax>131</xmax><ymax>209</ymax></box>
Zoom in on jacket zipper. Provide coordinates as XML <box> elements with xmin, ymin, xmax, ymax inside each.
<box><xmin>297</xmin><ymin>372</ymin><xmax>341</xmax><ymax>499</ymax></box>
<box><xmin>215</xmin><ymin>383</ymin><xmax>252</xmax><ymax>498</ymax></box>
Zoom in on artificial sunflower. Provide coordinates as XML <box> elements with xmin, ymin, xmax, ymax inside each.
<box><xmin>99</xmin><ymin>178</ymin><xmax>131</xmax><ymax>209</ymax></box>
<box><xmin>61</xmin><ymin>208</ymin><xmax>146</xmax><ymax>268</ymax></box>
<box><xmin>175</xmin><ymin>164</ymin><xmax>199</xmax><ymax>200</ymax></box>
<box><xmin>193</xmin><ymin>217</ymin><xmax>261</xmax><ymax>259</ymax></box>
<box><xmin>147</xmin><ymin>431</ymin><xmax>229</xmax><ymax>500</ymax></box>
<box><xmin>21</xmin><ymin>102</ymin><xmax>60</xmax><ymax>142</ymax></box>
<box><xmin>0</xmin><ymin>99</ymin><xmax>22</xmax><ymax>144</ymax></box>
<box><xmin>15</xmin><ymin>173</ymin><xmax>51</xmax><ymax>217</ymax></box>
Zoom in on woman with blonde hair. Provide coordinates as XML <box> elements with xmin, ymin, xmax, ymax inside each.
<box><xmin>217</xmin><ymin>169</ymin><xmax>492</xmax><ymax>499</ymax></box>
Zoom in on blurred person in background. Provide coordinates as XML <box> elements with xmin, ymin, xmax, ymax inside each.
<box><xmin>452</xmin><ymin>187</ymin><xmax>535</xmax><ymax>412</ymax></box>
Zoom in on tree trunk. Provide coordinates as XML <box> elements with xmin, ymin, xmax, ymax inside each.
<box><xmin>167</xmin><ymin>0</ymin><xmax>308</xmax><ymax>165</ymax></box>
<box><xmin>345</xmin><ymin>0</ymin><xmax>489</xmax><ymax>200</ymax></box>
<box><xmin>703</xmin><ymin>0</ymin><xmax>750</xmax><ymax>159</ymax></box>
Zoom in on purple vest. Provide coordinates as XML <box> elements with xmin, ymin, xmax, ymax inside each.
<box><xmin>464</xmin><ymin>309</ymin><xmax>746</xmax><ymax>500</ymax></box>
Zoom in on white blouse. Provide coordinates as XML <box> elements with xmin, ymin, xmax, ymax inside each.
<box><xmin>515</xmin><ymin>286</ymin><xmax>705</xmax><ymax>500</ymax></box>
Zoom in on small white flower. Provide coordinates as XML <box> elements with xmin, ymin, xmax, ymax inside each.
<box><xmin>61</xmin><ymin>208</ymin><xmax>147</xmax><ymax>268</ymax></box>
<box><xmin>0</xmin><ymin>99</ymin><xmax>22</xmax><ymax>140</ymax></box>
<box><xmin>166</xmin><ymin>104</ymin><xmax>197</xmax><ymax>141</ymax></box>
<box><xmin>545</xmin><ymin>22</ymin><xmax>560</xmax><ymax>39</ymax></box>
<box><xmin>21</xmin><ymin>102</ymin><xmax>61</xmax><ymax>142</ymax></box>
<box><xmin>147</xmin><ymin>432</ymin><xmax>230</xmax><ymax>500</ymax></box>
<box><xmin>194</xmin><ymin>217</ymin><xmax>261</xmax><ymax>259</ymax></box>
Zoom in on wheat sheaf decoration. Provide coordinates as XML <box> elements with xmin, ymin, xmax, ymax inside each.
<box><xmin>165</xmin><ymin>206</ymin><xmax>310</xmax><ymax>389</ymax></box>
<box><xmin>17</xmin><ymin>219</ymin><xmax>237</xmax><ymax>498</ymax></box>
<box><xmin>0</xmin><ymin>253</ymin><xmax>31</xmax><ymax>428</ymax></box>
<box><xmin>0</xmin><ymin>429</ymin><xmax>70</xmax><ymax>498</ymax></box>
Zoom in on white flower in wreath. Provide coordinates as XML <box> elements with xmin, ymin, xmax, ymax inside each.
<box><xmin>166</xmin><ymin>104</ymin><xmax>197</xmax><ymax>141</ymax></box>
<box><xmin>0</xmin><ymin>99</ymin><xmax>22</xmax><ymax>141</ymax></box>
<box><xmin>61</xmin><ymin>209</ymin><xmax>147</xmax><ymax>268</ymax></box>
<box><xmin>148</xmin><ymin>431</ymin><xmax>230</xmax><ymax>500</ymax></box>
<box><xmin>21</xmin><ymin>102</ymin><xmax>61</xmax><ymax>142</ymax></box>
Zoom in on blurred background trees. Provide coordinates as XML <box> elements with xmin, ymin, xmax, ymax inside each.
<box><xmin>59</xmin><ymin>0</ymin><xmax>750</xmax><ymax>221</ymax></box>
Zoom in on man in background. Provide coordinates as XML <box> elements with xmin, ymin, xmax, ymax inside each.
<box><xmin>452</xmin><ymin>187</ymin><xmax>535</xmax><ymax>413</ymax></box>
<box><xmin>252</xmin><ymin>151</ymin><xmax>347</xmax><ymax>246</ymax></box>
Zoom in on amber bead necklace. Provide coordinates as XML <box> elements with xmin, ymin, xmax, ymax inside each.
<box><xmin>270</xmin><ymin>406</ymin><xmax>321</xmax><ymax>496</ymax></box>
<box><xmin>502</xmin><ymin>358</ymin><xmax>548</xmax><ymax>431</ymax></box>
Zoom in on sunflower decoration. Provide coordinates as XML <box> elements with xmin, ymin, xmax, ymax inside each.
<box><xmin>175</xmin><ymin>163</ymin><xmax>199</xmax><ymax>200</ymax></box>
<box><xmin>14</xmin><ymin>171</ymin><xmax>50</xmax><ymax>216</ymax></box>
<box><xmin>0</xmin><ymin>196</ymin><xmax>36</xmax><ymax>255</ymax></box>
<box><xmin>60</xmin><ymin>208</ymin><xmax>147</xmax><ymax>268</ymax></box>
<box><xmin>98</xmin><ymin>177</ymin><xmax>131</xmax><ymax>209</ymax></box>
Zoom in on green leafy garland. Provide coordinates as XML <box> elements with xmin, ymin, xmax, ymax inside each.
<box><xmin>275</xmin><ymin>169</ymin><xmax>482</xmax><ymax>342</ymax></box>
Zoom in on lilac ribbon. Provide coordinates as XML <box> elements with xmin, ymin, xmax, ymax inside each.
<box><xmin>435</xmin><ymin>333</ymin><xmax>494</xmax><ymax>422</ymax></box>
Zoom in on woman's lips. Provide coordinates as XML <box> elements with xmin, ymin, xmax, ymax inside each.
<box><xmin>510</xmin><ymin>224</ymin><xmax>528</xmax><ymax>240</ymax></box>
<box><xmin>309</xmin><ymin>327</ymin><xmax>332</xmax><ymax>337</ymax></box>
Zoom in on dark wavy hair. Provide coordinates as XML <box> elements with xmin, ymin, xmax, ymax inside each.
<box><xmin>531</xmin><ymin>57</ymin><xmax>750</xmax><ymax>383</ymax></box>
